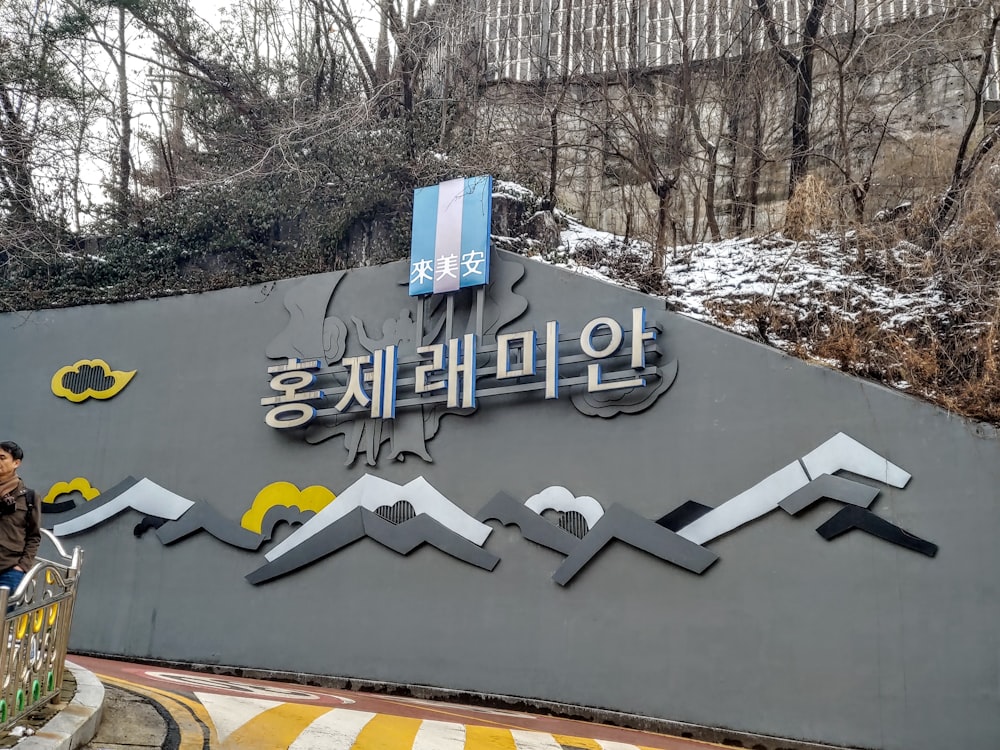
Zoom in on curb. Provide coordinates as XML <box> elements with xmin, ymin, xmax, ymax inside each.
<box><xmin>18</xmin><ymin>661</ymin><xmax>104</xmax><ymax>750</ymax></box>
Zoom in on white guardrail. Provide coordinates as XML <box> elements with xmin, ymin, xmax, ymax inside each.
<box><xmin>0</xmin><ymin>529</ymin><xmax>83</xmax><ymax>728</ymax></box>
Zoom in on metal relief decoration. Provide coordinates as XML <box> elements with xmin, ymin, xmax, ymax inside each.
<box><xmin>50</xmin><ymin>359</ymin><xmax>136</xmax><ymax>402</ymax></box>
<box><xmin>480</xmin><ymin>432</ymin><xmax>937</xmax><ymax>585</ymax></box>
<box><xmin>32</xmin><ymin>189</ymin><xmax>936</xmax><ymax>586</ymax></box>
<box><xmin>247</xmin><ymin>475</ymin><xmax>496</xmax><ymax>583</ymax></box>
<box><xmin>41</xmin><ymin>478</ymin><xmax>101</xmax><ymax>513</ymax></box>
<box><xmin>50</xmin><ymin>477</ymin><xmax>193</xmax><ymax>536</ymax></box>
<box><xmin>43</xmin><ymin>432</ymin><xmax>937</xmax><ymax>587</ymax></box>
<box><xmin>262</xmin><ymin>249</ymin><xmax>677</xmax><ymax>467</ymax></box>
<box><xmin>240</xmin><ymin>482</ymin><xmax>336</xmax><ymax>534</ymax></box>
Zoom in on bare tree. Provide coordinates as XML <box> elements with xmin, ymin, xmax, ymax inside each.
<box><xmin>754</xmin><ymin>0</ymin><xmax>830</xmax><ymax>197</ymax></box>
<box><xmin>933</xmin><ymin>2</ymin><xmax>1000</xmax><ymax>235</ymax></box>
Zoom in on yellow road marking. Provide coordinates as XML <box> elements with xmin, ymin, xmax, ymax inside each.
<box><xmin>99</xmin><ymin>674</ymin><xmax>210</xmax><ymax>750</ymax></box>
<box><xmin>553</xmin><ymin>735</ymin><xmax>603</xmax><ymax>749</ymax></box>
<box><xmin>98</xmin><ymin>673</ymin><xmax>218</xmax><ymax>742</ymax></box>
<box><xmin>464</xmin><ymin>724</ymin><xmax>518</xmax><ymax>749</ymax></box>
<box><xmin>351</xmin><ymin>713</ymin><xmax>423</xmax><ymax>749</ymax></box>
<box><xmin>373</xmin><ymin>697</ymin><xmax>728</xmax><ymax>748</ymax></box>
<box><xmin>94</xmin><ymin>668</ymin><xmax>732</xmax><ymax>750</ymax></box>
<box><xmin>376</xmin><ymin>697</ymin><xmax>524</xmax><ymax>730</ymax></box>
<box><xmin>220</xmin><ymin>702</ymin><xmax>332</xmax><ymax>748</ymax></box>
<box><xmin>138</xmin><ymin>682</ymin><xmax>218</xmax><ymax>738</ymax></box>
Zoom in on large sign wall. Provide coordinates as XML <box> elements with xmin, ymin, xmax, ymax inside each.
<box><xmin>0</xmin><ymin>251</ymin><xmax>995</xmax><ymax>750</ymax></box>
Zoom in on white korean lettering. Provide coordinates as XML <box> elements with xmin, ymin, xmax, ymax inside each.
<box><xmin>631</xmin><ymin>307</ymin><xmax>657</xmax><ymax>369</ymax></box>
<box><xmin>545</xmin><ymin>321</ymin><xmax>559</xmax><ymax>399</ymax></box>
<box><xmin>580</xmin><ymin>316</ymin><xmax>623</xmax><ymax>358</ymax></box>
<box><xmin>335</xmin><ymin>355</ymin><xmax>373</xmax><ymax>412</ymax></box>
<box><xmin>261</xmin><ymin>368</ymin><xmax>322</xmax><ymax>429</ymax></box>
<box><xmin>497</xmin><ymin>330</ymin><xmax>537</xmax><ymax>379</ymax></box>
<box><xmin>267</xmin><ymin>357</ymin><xmax>322</xmax><ymax>374</ymax></box>
<box><xmin>447</xmin><ymin>334</ymin><xmax>477</xmax><ymax>408</ymax></box>
<box><xmin>415</xmin><ymin>344</ymin><xmax>447</xmax><ymax>394</ymax></box>
<box><xmin>580</xmin><ymin>316</ymin><xmax>643</xmax><ymax>393</ymax></box>
<box><xmin>370</xmin><ymin>346</ymin><xmax>399</xmax><ymax>419</ymax></box>
<box><xmin>265</xmin><ymin>403</ymin><xmax>315</xmax><ymax>429</ymax></box>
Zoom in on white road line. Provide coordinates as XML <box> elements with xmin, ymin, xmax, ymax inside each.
<box><xmin>194</xmin><ymin>693</ymin><xmax>281</xmax><ymax>743</ymax></box>
<box><xmin>511</xmin><ymin>729</ymin><xmax>565</xmax><ymax>749</ymax></box>
<box><xmin>288</xmin><ymin>707</ymin><xmax>377</xmax><ymax>750</ymax></box>
<box><xmin>596</xmin><ymin>740</ymin><xmax>642</xmax><ymax>750</ymax></box>
<box><xmin>412</xmin><ymin>719</ymin><xmax>467</xmax><ymax>749</ymax></box>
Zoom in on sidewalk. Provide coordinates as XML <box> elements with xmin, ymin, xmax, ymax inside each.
<box><xmin>2</xmin><ymin>662</ymin><xmax>105</xmax><ymax>750</ymax></box>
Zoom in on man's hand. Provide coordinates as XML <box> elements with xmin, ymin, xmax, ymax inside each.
<box><xmin>13</xmin><ymin>566</ymin><xmax>22</xmax><ymax>573</ymax></box>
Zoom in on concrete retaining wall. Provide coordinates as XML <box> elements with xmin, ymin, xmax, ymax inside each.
<box><xmin>0</xmin><ymin>252</ymin><xmax>996</xmax><ymax>750</ymax></box>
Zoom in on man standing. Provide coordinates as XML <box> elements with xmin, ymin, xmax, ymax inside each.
<box><xmin>0</xmin><ymin>442</ymin><xmax>40</xmax><ymax>593</ymax></box>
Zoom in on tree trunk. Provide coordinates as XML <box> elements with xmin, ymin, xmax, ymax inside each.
<box><xmin>933</xmin><ymin>11</ymin><xmax>1000</xmax><ymax>234</ymax></box>
<box><xmin>545</xmin><ymin>106</ymin><xmax>558</xmax><ymax>210</ymax></box>
<box><xmin>788</xmin><ymin>58</ymin><xmax>812</xmax><ymax>197</ymax></box>
<box><xmin>654</xmin><ymin>182</ymin><xmax>673</xmax><ymax>269</ymax></box>
<box><xmin>747</xmin><ymin>105</ymin><xmax>764</xmax><ymax>232</ymax></box>
<box><xmin>704</xmin><ymin>145</ymin><xmax>721</xmax><ymax>241</ymax></box>
<box><xmin>788</xmin><ymin>0</ymin><xmax>827</xmax><ymax>197</ymax></box>
<box><xmin>755</xmin><ymin>0</ymin><xmax>828</xmax><ymax>198</ymax></box>
<box><xmin>115</xmin><ymin>6</ymin><xmax>132</xmax><ymax>223</ymax></box>
<box><xmin>0</xmin><ymin>87</ymin><xmax>36</xmax><ymax>226</ymax></box>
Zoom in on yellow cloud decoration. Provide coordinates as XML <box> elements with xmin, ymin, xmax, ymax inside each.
<box><xmin>44</xmin><ymin>478</ymin><xmax>100</xmax><ymax>504</ymax></box>
<box><xmin>241</xmin><ymin>482</ymin><xmax>336</xmax><ymax>533</ymax></box>
<box><xmin>51</xmin><ymin>359</ymin><xmax>136</xmax><ymax>403</ymax></box>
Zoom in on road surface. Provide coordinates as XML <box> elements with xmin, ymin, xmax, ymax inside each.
<box><xmin>73</xmin><ymin>655</ymin><xmax>725</xmax><ymax>750</ymax></box>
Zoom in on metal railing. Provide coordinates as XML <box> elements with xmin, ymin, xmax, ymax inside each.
<box><xmin>0</xmin><ymin>529</ymin><xmax>83</xmax><ymax>729</ymax></box>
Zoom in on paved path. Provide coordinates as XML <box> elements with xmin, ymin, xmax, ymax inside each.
<box><xmin>74</xmin><ymin>656</ymin><xmax>723</xmax><ymax>750</ymax></box>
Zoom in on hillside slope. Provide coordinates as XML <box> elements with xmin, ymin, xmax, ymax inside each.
<box><xmin>516</xmin><ymin>206</ymin><xmax>1000</xmax><ymax>425</ymax></box>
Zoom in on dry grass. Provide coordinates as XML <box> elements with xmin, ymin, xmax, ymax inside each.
<box><xmin>712</xmin><ymin>178</ymin><xmax>1000</xmax><ymax>422</ymax></box>
<box><xmin>784</xmin><ymin>175</ymin><xmax>839</xmax><ymax>240</ymax></box>
<box><xmin>554</xmin><ymin>161</ymin><xmax>1000</xmax><ymax>424</ymax></box>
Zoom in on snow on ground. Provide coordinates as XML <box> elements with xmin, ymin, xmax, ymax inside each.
<box><xmin>541</xmin><ymin>213</ymin><xmax>951</xmax><ymax>353</ymax></box>
<box><xmin>494</xmin><ymin>183</ymin><xmax>998</xmax><ymax>420</ymax></box>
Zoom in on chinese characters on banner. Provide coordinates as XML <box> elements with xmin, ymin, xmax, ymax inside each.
<box><xmin>409</xmin><ymin>176</ymin><xmax>492</xmax><ymax>296</ymax></box>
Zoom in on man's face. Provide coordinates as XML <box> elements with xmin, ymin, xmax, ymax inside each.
<box><xmin>0</xmin><ymin>450</ymin><xmax>20</xmax><ymax>476</ymax></box>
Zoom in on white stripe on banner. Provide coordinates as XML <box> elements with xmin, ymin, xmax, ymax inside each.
<box><xmin>434</xmin><ymin>177</ymin><xmax>466</xmax><ymax>293</ymax></box>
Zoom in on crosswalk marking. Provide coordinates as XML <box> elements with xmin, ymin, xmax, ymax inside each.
<box><xmin>221</xmin><ymin>702</ymin><xmax>332</xmax><ymax>748</ymax></box>
<box><xmin>352</xmin><ymin>712</ymin><xmax>423</xmax><ymax>749</ymax></box>
<box><xmin>412</xmin><ymin>719</ymin><xmax>466</xmax><ymax>749</ymax></box>
<box><xmin>289</xmin><ymin>708</ymin><xmax>378</xmax><ymax>749</ymax></box>
<box><xmin>96</xmin><ymin>669</ymin><xmax>691</xmax><ymax>750</ymax></box>
<box><xmin>465</xmin><ymin>723</ymin><xmax>520</xmax><ymax>749</ymax></box>
<box><xmin>196</xmin><ymin>693</ymin><xmax>284</xmax><ymax>743</ymax></box>
<box><xmin>511</xmin><ymin>728</ymin><xmax>566</xmax><ymax>749</ymax></box>
<box><xmin>553</xmin><ymin>734</ymin><xmax>603</xmax><ymax>749</ymax></box>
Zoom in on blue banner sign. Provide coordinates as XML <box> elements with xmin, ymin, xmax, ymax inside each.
<box><xmin>409</xmin><ymin>176</ymin><xmax>492</xmax><ymax>296</ymax></box>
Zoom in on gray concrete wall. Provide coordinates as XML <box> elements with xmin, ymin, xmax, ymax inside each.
<box><xmin>0</xmin><ymin>253</ymin><xmax>995</xmax><ymax>750</ymax></box>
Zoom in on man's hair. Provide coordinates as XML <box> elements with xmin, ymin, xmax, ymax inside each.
<box><xmin>0</xmin><ymin>442</ymin><xmax>23</xmax><ymax>461</ymax></box>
